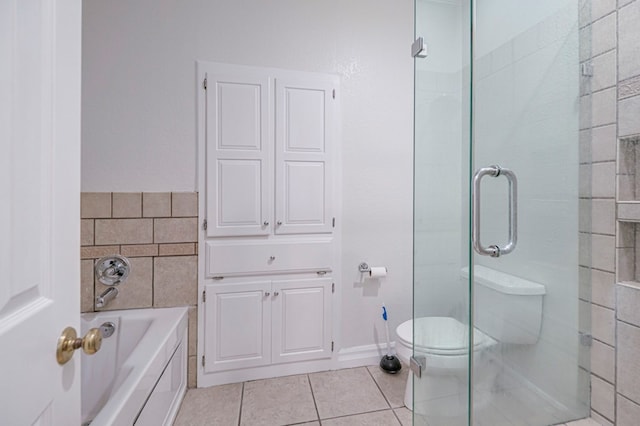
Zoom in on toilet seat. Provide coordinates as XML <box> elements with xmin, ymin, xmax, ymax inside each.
<box><xmin>396</xmin><ymin>317</ymin><xmax>496</xmax><ymax>357</ymax></box>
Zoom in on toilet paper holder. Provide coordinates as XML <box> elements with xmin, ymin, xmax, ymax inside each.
<box><xmin>358</xmin><ymin>262</ymin><xmax>371</xmax><ymax>273</ymax></box>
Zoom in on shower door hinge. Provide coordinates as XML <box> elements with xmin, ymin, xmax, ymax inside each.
<box><xmin>332</xmin><ymin>89</ymin><xmax>336</xmax><ymax>99</ymax></box>
<box><xmin>202</xmin><ymin>290</ymin><xmax>206</xmax><ymax>303</ymax></box>
<box><xmin>201</xmin><ymin>355</ymin><xmax>205</xmax><ymax>367</ymax></box>
<box><xmin>203</xmin><ymin>219</ymin><xmax>207</xmax><ymax>230</ymax></box>
<box><xmin>410</xmin><ymin>355</ymin><xmax>426</xmax><ymax>378</ymax></box>
<box><xmin>579</xmin><ymin>332</ymin><xmax>592</xmax><ymax>347</ymax></box>
<box><xmin>412</xmin><ymin>37</ymin><xmax>428</xmax><ymax>58</ymax></box>
<box><xmin>332</xmin><ymin>283</ymin><xmax>335</xmax><ymax>293</ymax></box>
<box><xmin>581</xmin><ymin>63</ymin><xmax>593</xmax><ymax>77</ymax></box>
<box><xmin>332</xmin><ymin>217</ymin><xmax>335</xmax><ymax>228</ymax></box>
<box><xmin>331</xmin><ymin>341</ymin><xmax>334</xmax><ymax>352</ymax></box>
<box><xmin>203</xmin><ymin>76</ymin><xmax>208</xmax><ymax>90</ymax></box>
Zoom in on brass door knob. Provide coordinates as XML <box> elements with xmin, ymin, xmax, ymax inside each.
<box><xmin>56</xmin><ymin>326</ymin><xmax>102</xmax><ymax>365</ymax></box>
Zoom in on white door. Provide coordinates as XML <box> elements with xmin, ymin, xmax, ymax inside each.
<box><xmin>204</xmin><ymin>282</ymin><xmax>272</xmax><ymax>372</ymax></box>
<box><xmin>275</xmin><ymin>77</ymin><xmax>336</xmax><ymax>235</ymax></box>
<box><xmin>0</xmin><ymin>0</ymin><xmax>81</xmax><ymax>424</ymax></box>
<box><xmin>205</xmin><ymin>69</ymin><xmax>273</xmax><ymax>237</ymax></box>
<box><xmin>272</xmin><ymin>278</ymin><xmax>332</xmax><ymax>364</ymax></box>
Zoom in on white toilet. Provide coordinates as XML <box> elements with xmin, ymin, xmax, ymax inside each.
<box><xmin>395</xmin><ymin>265</ymin><xmax>546</xmax><ymax>414</ymax></box>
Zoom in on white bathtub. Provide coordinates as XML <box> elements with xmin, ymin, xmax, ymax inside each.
<box><xmin>81</xmin><ymin>307</ymin><xmax>188</xmax><ymax>426</ymax></box>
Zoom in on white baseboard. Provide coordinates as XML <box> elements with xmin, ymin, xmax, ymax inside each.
<box><xmin>336</xmin><ymin>342</ymin><xmax>395</xmax><ymax>369</ymax></box>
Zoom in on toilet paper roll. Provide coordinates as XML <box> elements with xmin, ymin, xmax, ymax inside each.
<box><xmin>369</xmin><ymin>267</ymin><xmax>387</xmax><ymax>278</ymax></box>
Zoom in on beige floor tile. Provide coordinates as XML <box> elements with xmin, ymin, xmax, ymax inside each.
<box><xmin>367</xmin><ymin>364</ymin><xmax>408</xmax><ymax>408</ymax></box>
<box><xmin>174</xmin><ymin>383</ymin><xmax>242</xmax><ymax>426</ymax></box>
<box><xmin>321</xmin><ymin>409</ymin><xmax>400</xmax><ymax>425</ymax></box>
<box><xmin>309</xmin><ymin>367</ymin><xmax>389</xmax><ymax>419</ymax></box>
<box><xmin>393</xmin><ymin>407</ymin><xmax>413</xmax><ymax>426</ymax></box>
<box><xmin>240</xmin><ymin>375</ymin><xmax>318</xmax><ymax>426</ymax></box>
<box><xmin>566</xmin><ymin>419</ymin><xmax>602</xmax><ymax>426</ymax></box>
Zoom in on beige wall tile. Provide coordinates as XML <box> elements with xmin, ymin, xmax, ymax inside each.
<box><xmin>592</xmin><ymin>234</ymin><xmax>616</xmax><ymax>272</ymax></box>
<box><xmin>591</xmin><ymin>0</ymin><xmax>616</xmax><ymax>22</ymax></box>
<box><xmin>159</xmin><ymin>243</ymin><xmax>196</xmax><ymax>256</ymax></box>
<box><xmin>81</xmin><ymin>192</ymin><xmax>111</xmax><ymax>218</ymax></box>
<box><xmin>81</xmin><ymin>219</ymin><xmax>94</xmax><ymax>246</ymax></box>
<box><xmin>188</xmin><ymin>306</ymin><xmax>197</xmax><ymax>357</ymax></box>
<box><xmin>172</xmin><ymin>192</ymin><xmax>198</xmax><ymax>217</ymax></box>
<box><xmin>592</xmin><ymin>12</ymin><xmax>616</xmax><ymax>57</ymax></box>
<box><xmin>592</xmin><ymin>125</ymin><xmax>617</xmax><ymax>163</ymax></box>
<box><xmin>188</xmin><ymin>356</ymin><xmax>196</xmax><ymax>388</ymax></box>
<box><xmin>618</xmin><ymin>321</ymin><xmax>640</xmax><ymax>403</ymax></box>
<box><xmin>153</xmin><ymin>256</ymin><xmax>197</xmax><ymax>307</ymax></box>
<box><xmin>592</xmin><ymin>304</ymin><xmax>615</xmax><ymax>345</ymax></box>
<box><xmin>579</xmin><ymin>266</ymin><xmax>591</xmax><ymax>301</ymax></box>
<box><xmin>617</xmin><ymin>221</ymin><xmax>636</xmax><ymax>248</ymax></box>
<box><xmin>112</xmin><ymin>192</ymin><xmax>142</xmax><ymax>218</ymax></box>
<box><xmin>618</xmin><ymin>283</ymin><xmax>640</xmax><ymax>327</ymax></box>
<box><xmin>81</xmin><ymin>245</ymin><xmax>120</xmax><ymax>260</ymax></box>
<box><xmin>121</xmin><ymin>244</ymin><xmax>158</xmax><ymax>257</ymax></box>
<box><xmin>81</xmin><ymin>260</ymin><xmax>95</xmax><ymax>313</ymax></box>
<box><xmin>95</xmin><ymin>257</ymin><xmax>152</xmax><ymax>310</ymax></box>
<box><xmin>618</xmin><ymin>394</ymin><xmax>640</xmax><ymax>426</ymax></box>
<box><xmin>619</xmin><ymin>95</ymin><xmax>640</xmax><ymax>138</ymax></box>
<box><xmin>592</xmin><ymin>49</ymin><xmax>617</xmax><ymax>92</ymax></box>
<box><xmin>154</xmin><ymin>218</ymin><xmax>198</xmax><ymax>243</ymax></box>
<box><xmin>591</xmin><ymin>410</ymin><xmax>614</xmax><ymax>426</ymax></box>
<box><xmin>95</xmin><ymin>219</ymin><xmax>153</xmax><ymax>245</ymax></box>
<box><xmin>618</xmin><ymin>174</ymin><xmax>636</xmax><ymax>201</ymax></box>
<box><xmin>591</xmin><ymin>375</ymin><xmax>615</xmax><ymax>421</ymax></box>
<box><xmin>592</xmin><ymin>269</ymin><xmax>615</xmax><ymax>308</ymax></box>
<box><xmin>143</xmin><ymin>192</ymin><xmax>171</xmax><ymax>217</ymax></box>
<box><xmin>592</xmin><ymin>199</ymin><xmax>615</xmax><ymax>235</ymax></box>
<box><xmin>592</xmin><ymin>162</ymin><xmax>616</xmax><ymax>198</ymax></box>
<box><xmin>591</xmin><ymin>340</ymin><xmax>615</xmax><ymax>383</ymax></box>
<box><xmin>617</xmin><ymin>247</ymin><xmax>635</xmax><ymax>282</ymax></box>
<box><xmin>618</xmin><ymin>0</ymin><xmax>640</xmax><ymax>81</ymax></box>
<box><xmin>592</xmin><ymin>87</ymin><xmax>617</xmax><ymax>128</ymax></box>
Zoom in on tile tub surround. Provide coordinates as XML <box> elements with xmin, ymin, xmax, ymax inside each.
<box><xmin>80</xmin><ymin>192</ymin><xmax>199</xmax><ymax>387</ymax></box>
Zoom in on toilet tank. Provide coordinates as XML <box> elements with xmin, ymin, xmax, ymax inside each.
<box><xmin>462</xmin><ymin>265</ymin><xmax>546</xmax><ymax>344</ymax></box>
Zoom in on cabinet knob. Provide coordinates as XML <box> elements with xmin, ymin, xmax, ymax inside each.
<box><xmin>274</xmin><ymin>291</ymin><xmax>279</xmax><ymax>296</ymax></box>
<box><xmin>264</xmin><ymin>292</ymin><xmax>270</xmax><ymax>297</ymax></box>
<box><xmin>277</xmin><ymin>221</ymin><xmax>282</xmax><ymax>226</ymax></box>
<box><xmin>269</xmin><ymin>256</ymin><xmax>276</xmax><ymax>261</ymax></box>
<box><xmin>263</xmin><ymin>221</ymin><xmax>269</xmax><ymax>226</ymax></box>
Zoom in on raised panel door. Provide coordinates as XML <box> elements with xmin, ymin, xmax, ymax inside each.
<box><xmin>204</xmin><ymin>282</ymin><xmax>271</xmax><ymax>372</ymax></box>
<box><xmin>206</xmin><ymin>70</ymin><xmax>272</xmax><ymax>237</ymax></box>
<box><xmin>275</xmin><ymin>77</ymin><xmax>336</xmax><ymax>234</ymax></box>
<box><xmin>271</xmin><ymin>278</ymin><xmax>332</xmax><ymax>364</ymax></box>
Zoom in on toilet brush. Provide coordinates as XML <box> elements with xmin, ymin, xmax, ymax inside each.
<box><xmin>380</xmin><ymin>305</ymin><xmax>402</xmax><ymax>374</ymax></box>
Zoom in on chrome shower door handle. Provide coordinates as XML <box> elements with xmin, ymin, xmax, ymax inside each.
<box><xmin>472</xmin><ymin>165</ymin><xmax>518</xmax><ymax>258</ymax></box>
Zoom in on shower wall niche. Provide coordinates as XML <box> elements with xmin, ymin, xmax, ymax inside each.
<box><xmin>616</xmin><ymin>137</ymin><xmax>640</xmax><ymax>284</ymax></box>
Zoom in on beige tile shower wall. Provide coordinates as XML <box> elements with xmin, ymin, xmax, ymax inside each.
<box><xmin>583</xmin><ymin>0</ymin><xmax>640</xmax><ymax>423</ymax></box>
<box><xmin>80</xmin><ymin>192</ymin><xmax>199</xmax><ymax>388</ymax></box>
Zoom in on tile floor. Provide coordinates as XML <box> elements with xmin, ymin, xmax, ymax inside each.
<box><xmin>174</xmin><ymin>366</ymin><xmax>602</xmax><ymax>426</ymax></box>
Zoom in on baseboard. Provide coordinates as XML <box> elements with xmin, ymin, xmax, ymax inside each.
<box><xmin>336</xmin><ymin>342</ymin><xmax>396</xmax><ymax>369</ymax></box>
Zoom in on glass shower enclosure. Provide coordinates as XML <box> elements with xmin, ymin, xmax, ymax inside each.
<box><xmin>413</xmin><ymin>0</ymin><xmax>591</xmax><ymax>424</ymax></box>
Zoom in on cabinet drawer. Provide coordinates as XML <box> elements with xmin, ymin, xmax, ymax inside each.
<box><xmin>206</xmin><ymin>240</ymin><xmax>332</xmax><ymax>276</ymax></box>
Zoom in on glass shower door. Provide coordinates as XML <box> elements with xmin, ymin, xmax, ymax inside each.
<box><xmin>471</xmin><ymin>1</ymin><xmax>589</xmax><ymax>424</ymax></box>
<box><xmin>413</xmin><ymin>1</ymin><xmax>591</xmax><ymax>424</ymax></box>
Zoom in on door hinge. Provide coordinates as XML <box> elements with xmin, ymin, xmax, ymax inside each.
<box><xmin>201</xmin><ymin>355</ymin><xmax>205</xmax><ymax>367</ymax></box>
<box><xmin>332</xmin><ymin>283</ymin><xmax>335</xmax><ymax>293</ymax></box>
<box><xmin>203</xmin><ymin>219</ymin><xmax>207</xmax><ymax>230</ymax></box>
<box><xmin>331</xmin><ymin>341</ymin><xmax>334</xmax><ymax>352</ymax></box>
<box><xmin>203</xmin><ymin>77</ymin><xmax>208</xmax><ymax>90</ymax></box>
<box><xmin>332</xmin><ymin>89</ymin><xmax>336</xmax><ymax>99</ymax></box>
<box><xmin>410</xmin><ymin>355</ymin><xmax>426</xmax><ymax>378</ymax></box>
<box><xmin>332</xmin><ymin>217</ymin><xmax>335</xmax><ymax>228</ymax></box>
<box><xmin>202</xmin><ymin>290</ymin><xmax>206</xmax><ymax>303</ymax></box>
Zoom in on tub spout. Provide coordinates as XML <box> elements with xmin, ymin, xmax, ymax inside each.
<box><xmin>95</xmin><ymin>287</ymin><xmax>118</xmax><ymax>309</ymax></box>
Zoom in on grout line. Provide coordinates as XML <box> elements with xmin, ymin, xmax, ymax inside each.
<box><xmin>307</xmin><ymin>373</ymin><xmax>321</xmax><ymax>424</ymax></box>
<box><xmin>237</xmin><ymin>382</ymin><xmax>244</xmax><ymax>426</ymax></box>
<box><xmin>365</xmin><ymin>365</ymin><xmax>393</xmax><ymax>409</ymax></box>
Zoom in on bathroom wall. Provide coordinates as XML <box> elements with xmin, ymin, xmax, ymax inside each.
<box><xmin>80</xmin><ymin>192</ymin><xmax>199</xmax><ymax>387</ymax></box>
<box><xmin>82</xmin><ymin>0</ymin><xmax>414</xmax><ymax>355</ymax></box>
<box><xmin>582</xmin><ymin>0</ymin><xmax>640</xmax><ymax>424</ymax></box>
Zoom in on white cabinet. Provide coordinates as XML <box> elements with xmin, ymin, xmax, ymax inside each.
<box><xmin>204</xmin><ymin>278</ymin><xmax>332</xmax><ymax>373</ymax></box>
<box><xmin>203</xmin><ymin>63</ymin><xmax>337</xmax><ymax>237</ymax></box>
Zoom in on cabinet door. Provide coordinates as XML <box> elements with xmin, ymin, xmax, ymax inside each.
<box><xmin>206</xmin><ymin>70</ymin><xmax>272</xmax><ymax>237</ymax></box>
<box><xmin>271</xmin><ymin>278</ymin><xmax>332</xmax><ymax>364</ymax></box>
<box><xmin>204</xmin><ymin>282</ymin><xmax>271</xmax><ymax>372</ymax></box>
<box><xmin>275</xmin><ymin>77</ymin><xmax>336</xmax><ymax>234</ymax></box>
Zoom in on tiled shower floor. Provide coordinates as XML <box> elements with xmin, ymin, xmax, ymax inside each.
<box><xmin>174</xmin><ymin>365</ymin><xmax>600</xmax><ymax>426</ymax></box>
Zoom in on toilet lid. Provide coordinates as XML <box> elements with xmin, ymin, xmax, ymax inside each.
<box><xmin>396</xmin><ymin>317</ymin><xmax>493</xmax><ymax>354</ymax></box>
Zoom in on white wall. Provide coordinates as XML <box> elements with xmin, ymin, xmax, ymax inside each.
<box><xmin>82</xmin><ymin>0</ymin><xmax>414</xmax><ymax>350</ymax></box>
